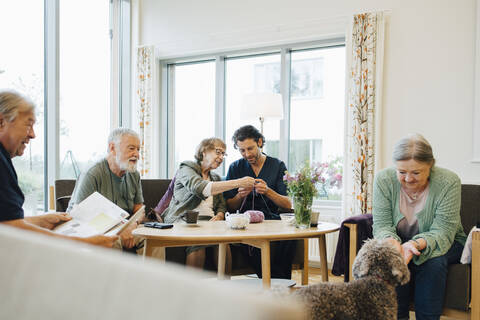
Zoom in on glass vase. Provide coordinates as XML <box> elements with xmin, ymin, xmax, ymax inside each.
<box><xmin>293</xmin><ymin>195</ymin><xmax>312</xmax><ymax>229</ymax></box>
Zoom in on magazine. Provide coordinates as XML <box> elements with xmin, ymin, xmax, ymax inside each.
<box><xmin>54</xmin><ymin>192</ymin><xmax>131</xmax><ymax>237</ymax></box>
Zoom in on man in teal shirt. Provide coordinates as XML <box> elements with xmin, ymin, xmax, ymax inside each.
<box><xmin>68</xmin><ymin>128</ymin><xmax>144</xmax><ymax>249</ymax></box>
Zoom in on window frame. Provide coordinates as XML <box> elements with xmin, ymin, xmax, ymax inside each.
<box><xmin>159</xmin><ymin>38</ymin><xmax>345</xmax><ymax>208</ymax></box>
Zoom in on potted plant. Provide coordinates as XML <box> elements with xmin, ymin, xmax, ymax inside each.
<box><xmin>283</xmin><ymin>160</ymin><xmax>343</xmax><ymax>228</ymax></box>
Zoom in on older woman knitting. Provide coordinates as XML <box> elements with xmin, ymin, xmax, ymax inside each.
<box><xmin>162</xmin><ymin>137</ymin><xmax>254</xmax><ymax>270</ymax></box>
<box><xmin>372</xmin><ymin>134</ymin><xmax>466</xmax><ymax>320</ymax></box>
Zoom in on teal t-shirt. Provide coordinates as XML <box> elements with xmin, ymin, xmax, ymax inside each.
<box><xmin>67</xmin><ymin>159</ymin><xmax>144</xmax><ymax>215</ymax></box>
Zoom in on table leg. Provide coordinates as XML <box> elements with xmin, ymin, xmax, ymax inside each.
<box><xmin>218</xmin><ymin>243</ymin><xmax>227</xmax><ymax>280</ymax></box>
<box><xmin>260</xmin><ymin>241</ymin><xmax>271</xmax><ymax>289</ymax></box>
<box><xmin>242</xmin><ymin>239</ymin><xmax>271</xmax><ymax>289</ymax></box>
<box><xmin>318</xmin><ymin>235</ymin><xmax>328</xmax><ymax>281</ymax></box>
<box><xmin>302</xmin><ymin>239</ymin><xmax>309</xmax><ymax>285</ymax></box>
<box><xmin>143</xmin><ymin>239</ymin><xmax>165</xmax><ymax>263</ymax></box>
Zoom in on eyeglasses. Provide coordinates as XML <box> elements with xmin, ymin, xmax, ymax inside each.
<box><xmin>215</xmin><ymin>148</ymin><xmax>227</xmax><ymax>157</ymax></box>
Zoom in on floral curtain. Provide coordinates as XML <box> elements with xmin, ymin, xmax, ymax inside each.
<box><xmin>136</xmin><ymin>46</ymin><xmax>154</xmax><ymax>177</ymax></box>
<box><xmin>344</xmin><ymin>12</ymin><xmax>385</xmax><ymax>216</ymax></box>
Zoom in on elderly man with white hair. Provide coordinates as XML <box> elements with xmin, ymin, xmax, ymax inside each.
<box><xmin>67</xmin><ymin>128</ymin><xmax>144</xmax><ymax>250</ymax></box>
<box><xmin>0</xmin><ymin>90</ymin><xmax>117</xmax><ymax>248</ymax></box>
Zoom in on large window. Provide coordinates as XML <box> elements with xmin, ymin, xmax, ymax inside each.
<box><xmin>163</xmin><ymin>42</ymin><xmax>345</xmax><ymax>203</ymax></box>
<box><xmin>59</xmin><ymin>0</ymin><xmax>111</xmax><ymax>179</ymax></box>
<box><xmin>1</xmin><ymin>0</ymin><xmax>126</xmax><ymax>213</ymax></box>
<box><xmin>0</xmin><ymin>0</ymin><xmax>45</xmax><ymax>215</ymax></box>
<box><xmin>170</xmin><ymin>61</ymin><xmax>216</xmax><ymax>171</ymax></box>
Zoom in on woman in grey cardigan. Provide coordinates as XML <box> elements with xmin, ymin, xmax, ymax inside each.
<box><xmin>162</xmin><ymin>137</ymin><xmax>255</xmax><ymax>270</ymax></box>
<box><xmin>372</xmin><ymin>134</ymin><xmax>466</xmax><ymax>320</ymax></box>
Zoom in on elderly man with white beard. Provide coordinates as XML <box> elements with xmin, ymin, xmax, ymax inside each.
<box><xmin>67</xmin><ymin>128</ymin><xmax>144</xmax><ymax>250</ymax></box>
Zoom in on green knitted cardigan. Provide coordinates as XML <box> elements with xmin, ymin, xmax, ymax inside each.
<box><xmin>372</xmin><ymin>166</ymin><xmax>466</xmax><ymax>265</ymax></box>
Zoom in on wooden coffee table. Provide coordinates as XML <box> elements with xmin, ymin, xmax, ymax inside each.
<box><xmin>133</xmin><ymin>220</ymin><xmax>339</xmax><ymax>288</ymax></box>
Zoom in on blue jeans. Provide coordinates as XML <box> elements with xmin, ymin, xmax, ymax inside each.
<box><xmin>396</xmin><ymin>241</ymin><xmax>464</xmax><ymax>320</ymax></box>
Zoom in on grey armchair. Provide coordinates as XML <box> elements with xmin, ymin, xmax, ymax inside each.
<box><xmin>341</xmin><ymin>184</ymin><xmax>480</xmax><ymax>319</ymax></box>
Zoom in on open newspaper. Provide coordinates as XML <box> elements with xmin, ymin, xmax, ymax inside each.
<box><xmin>54</xmin><ymin>192</ymin><xmax>133</xmax><ymax>237</ymax></box>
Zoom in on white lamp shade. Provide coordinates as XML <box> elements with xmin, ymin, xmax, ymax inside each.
<box><xmin>241</xmin><ymin>92</ymin><xmax>284</xmax><ymax>120</ymax></box>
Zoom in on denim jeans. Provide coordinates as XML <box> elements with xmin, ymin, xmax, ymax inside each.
<box><xmin>396</xmin><ymin>241</ymin><xmax>464</xmax><ymax>320</ymax></box>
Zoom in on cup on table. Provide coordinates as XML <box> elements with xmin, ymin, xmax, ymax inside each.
<box><xmin>310</xmin><ymin>211</ymin><xmax>320</xmax><ymax>227</ymax></box>
<box><xmin>182</xmin><ymin>210</ymin><xmax>199</xmax><ymax>224</ymax></box>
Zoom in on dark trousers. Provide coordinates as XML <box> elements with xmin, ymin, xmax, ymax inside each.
<box><xmin>396</xmin><ymin>241</ymin><xmax>464</xmax><ymax>320</ymax></box>
<box><xmin>241</xmin><ymin>240</ymin><xmax>297</xmax><ymax>279</ymax></box>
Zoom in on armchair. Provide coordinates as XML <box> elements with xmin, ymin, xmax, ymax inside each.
<box><xmin>340</xmin><ymin>184</ymin><xmax>480</xmax><ymax>319</ymax></box>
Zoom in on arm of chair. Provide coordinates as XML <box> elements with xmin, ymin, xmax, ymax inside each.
<box><xmin>472</xmin><ymin>231</ymin><xmax>480</xmax><ymax>320</ymax></box>
<box><xmin>344</xmin><ymin>223</ymin><xmax>357</xmax><ymax>282</ymax></box>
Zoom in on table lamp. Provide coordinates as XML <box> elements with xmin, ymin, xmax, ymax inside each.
<box><xmin>241</xmin><ymin>92</ymin><xmax>284</xmax><ymax>134</ymax></box>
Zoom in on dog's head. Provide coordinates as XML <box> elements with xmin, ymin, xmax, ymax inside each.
<box><xmin>352</xmin><ymin>239</ymin><xmax>410</xmax><ymax>286</ymax></box>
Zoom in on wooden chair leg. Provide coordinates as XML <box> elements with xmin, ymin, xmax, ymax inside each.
<box><xmin>49</xmin><ymin>185</ymin><xmax>55</xmax><ymax>211</ymax></box>
<box><xmin>344</xmin><ymin>223</ymin><xmax>357</xmax><ymax>282</ymax></box>
<box><xmin>302</xmin><ymin>239</ymin><xmax>309</xmax><ymax>285</ymax></box>
<box><xmin>471</xmin><ymin>231</ymin><xmax>480</xmax><ymax>320</ymax></box>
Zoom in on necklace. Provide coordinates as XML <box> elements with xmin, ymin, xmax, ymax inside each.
<box><xmin>403</xmin><ymin>185</ymin><xmax>427</xmax><ymax>201</ymax></box>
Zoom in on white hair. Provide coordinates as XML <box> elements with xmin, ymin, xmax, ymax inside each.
<box><xmin>393</xmin><ymin>133</ymin><xmax>436</xmax><ymax>166</ymax></box>
<box><xmin>107</xmin><ymin>128</ymin><xmax>140</xmax><ymax>152</ymax></box>
<box><xmin>0</xmin><ymin>90</ymin><xmax>35</xmax><ymax>123</ymax></box>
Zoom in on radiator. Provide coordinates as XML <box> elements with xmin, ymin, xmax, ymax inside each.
<box><xmin>308</xmin><ymin>207</ymin><xmax>341</xmax><ymax>269</ymax></box>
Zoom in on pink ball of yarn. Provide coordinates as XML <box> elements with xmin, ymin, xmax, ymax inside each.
<box><xmin>245</xmin><ymin>210</ymin><xmax>264</xmax><ymax>223</ymax></box>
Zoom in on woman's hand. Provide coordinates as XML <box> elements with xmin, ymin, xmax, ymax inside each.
<box><xmin>237</xmin><ymin>187</ymin><xmax>253</xmax><ymax>198</ymax></box>
<box><xmin>210</xmin><ymin>212</ymin><xmax>225</xmax><ymax>221</ymax></box>
<box><xmin>236</xmin><ymin>176</ymin><xmax>255</xmax><ymax>189</ymax></box>
<box><xmin>402</xmin><ymin>240</ymin><xmax>421</xmax><ymax>264</ymax></box>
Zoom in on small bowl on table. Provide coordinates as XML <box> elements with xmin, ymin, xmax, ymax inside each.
<box><xmin>279</xmin><ymin>213</ymin><xmax>295</xmax><ymax>226</ymax></box>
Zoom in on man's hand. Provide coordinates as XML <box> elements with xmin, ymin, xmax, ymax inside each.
<box><xmin>210</xmin><ymin>212</ymin><xmax>225</xmax><ymax>221</ymax></box>
<box><xmin>37</xmin><ymin>213</ymin><xmax>72</xmax><ymax>230</ymax></box>
<box><xmin>236</xmin><ymin>176</ymin><xmax>255</xmax><ymax>189</ymax></box>
<box><xmin>254</xmin><ymin>179</ymin><xmax>269</xmax><ymax>195</ymax></box>
<box><xmin>402</xmin><ymin>240</ymin><xmax>421</xmax><ymax>264</ymax></box>
<box><xmin>118</xmin><ymin>222</ymin><xmax>137</xmax><ymax>249</ymax></box>
<box><xmin>82</xmin><ymin>235</ymin><xmax>119</xmax><ymax>248</ymax></box>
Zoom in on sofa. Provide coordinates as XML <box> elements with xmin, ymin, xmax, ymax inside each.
<box><xmin>54</xmin><ymin>179</ymin><xmax>308</xmax><ymax>280</ymax></box>
<box><xmin>0</xmin><ymin>224</ymin><xmax>304</xmax><ymax>320</ymax></box>
<box><xmin>336</xmin><ymin>184</ymin><xmax>480</xmax><ymax>319</ymax></box>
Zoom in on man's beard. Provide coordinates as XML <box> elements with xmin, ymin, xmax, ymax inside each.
<box><xmin>116</xmin><ymin>154</ymin><xmax>138</xmax><ymax>173</ymax></box>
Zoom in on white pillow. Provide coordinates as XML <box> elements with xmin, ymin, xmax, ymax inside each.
<box><xmin>460</xmin><ymin>226</ymin><xmax>480</xmax><ymax>264</ymax></box>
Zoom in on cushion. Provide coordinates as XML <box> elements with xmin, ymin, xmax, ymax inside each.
<box><xmin>151</xmin><ymin>177</ymin><xmax>176</xmax><ymax>220</ymax></box>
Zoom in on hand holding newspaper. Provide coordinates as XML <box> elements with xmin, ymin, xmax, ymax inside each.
<box><xmin>54</xmin><ymin>192</ymin><xmax>144</xmax><ymax>237</ymax></box>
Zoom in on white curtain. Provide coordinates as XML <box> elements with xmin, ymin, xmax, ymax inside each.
<box><xmin>343</xmin><ymin>12</ymin><xmax>386</xmax><ymax>217</ymax></box>
<box><xmin>136</xmin><ymin>46</ymin><xmax>154</xmax><ymax>178</ymax></box>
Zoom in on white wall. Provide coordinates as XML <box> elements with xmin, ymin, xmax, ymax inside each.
<box><xmin>137</xmin><ymin>0</ymin><xmax>480</xmax><ymax>183</ymax></box>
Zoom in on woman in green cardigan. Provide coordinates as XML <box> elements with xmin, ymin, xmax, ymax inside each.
<box><xmin>372</xmin><ymin>134</ymin><xmax>466</xmax><ymax>320</ymax></box>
